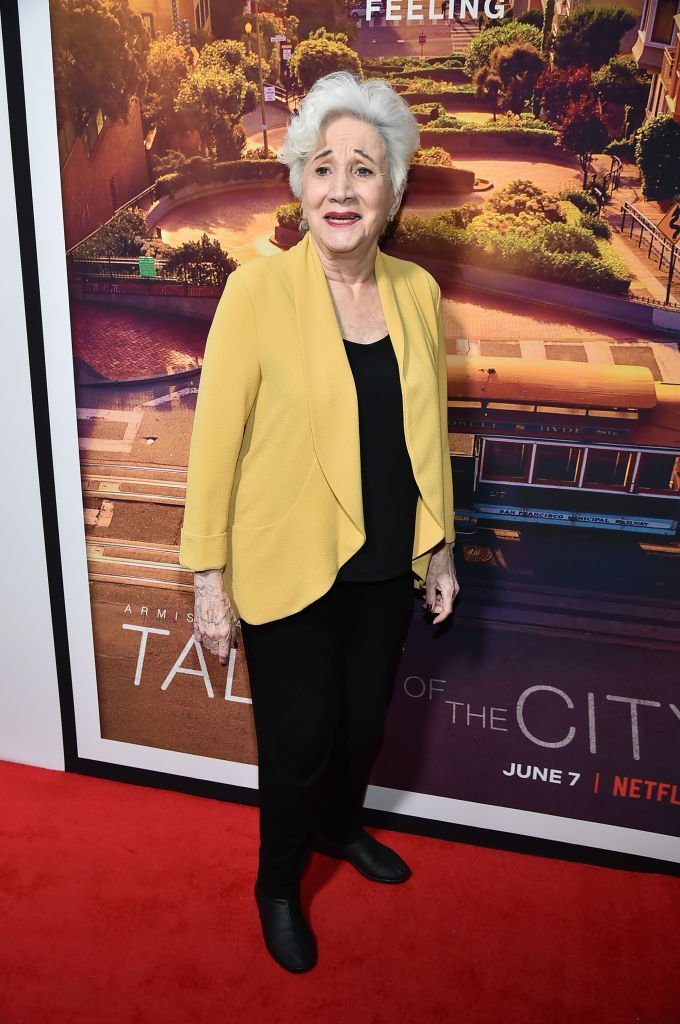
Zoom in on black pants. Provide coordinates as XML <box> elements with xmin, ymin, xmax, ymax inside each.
<box><xmin>240</xmin><ymin>569</ymin><xmax>415</xmax><ymax>897</ymax></box>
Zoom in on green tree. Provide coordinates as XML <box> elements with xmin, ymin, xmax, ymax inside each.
<box><xmin>560</xmin><ymin>97</ymin><xmax>611</xmax><ymax>187</ymax></box>
<box><xmin>50</xmin><ymin>0</ymin><xmax>149</xmax><ymax>129</ymax></box>
<box><xmin>593</xmin><ymin>55</ymin><xmax>650</xmax><ymax>136</ymax></box>
<box><xmin>175</xmin><ymin>65</ymin><xmax>250</xmax><ymax>158</ymax></box>
<box><xmin>540</xmin><ymin>0</ymin><xmax>555</xmax><ymax>55</ymax></box>
<box><xmin>289</xmin><ymin>35</ymin><xmax>361</xmax><ymax>92</ymax></box>
<box><xmin>554</xmin><ymin>6</ymin><xmax>637</xmax><ymax>71</ymax></box>
<box><xmin>211</xmin><ymin>0</ymin><xmax>280</xmax><ymax>40</ymax></box>
<box><xmin>198</xmin><ymin>38</ymin><xmax>270</xmax><ymax>85</ymax></box>
<box><xmin>71</xmin><ymin>207</ymin><xmax>151</xmax><ymax>258</ymax></box>
<box><xmin>472</xmin><ymin>67</ymin><xmax>503</xmax><ymax>121</ymax></box>
<box><xmin>488</xmin><ymin>42</ymin><xmax>547</xmax><ymax>115</ymax></box>
<box><xmin>173</xmin><ymin>39</ymin><xmax>264</xmax><ymax>160</ymax></box>
<box><xmin>288</xmin><ymin>0</ymin><xmax>346</xmax><ymax>40</ymax></box>
<box><xmin>535</xmin><ymin>65</ymin><xmax>594</xmax><ymax>125</ymax></box>
<box><xmin>164</xmin><ymin>234</ymin><xmax>238</xmax><ymax>287</ymax></box>
<box><xmin>635</xmin><ymin>114</ymin><xmax>680</xmax><ymax>199</ymax></box>
<box><xmin>236</xmin><ymin>11</ymin><xmax>291</xmax><ymax>63</ymax></box>
<box><xmin>464</xmin><ymin>22</ymin><xmax>541</xmax><ymax>78</ymax></box>
<box><xmin>517</xmin><ymin>9</ymin><xmax>544</xmax><ymax>29</ymax></box>
<box><xmin>142</xmin><ymin>37</ymin><xmax>193</xmax><ymax>141</ymax></box>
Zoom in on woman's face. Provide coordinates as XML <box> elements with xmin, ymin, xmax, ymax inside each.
<box><xmin>301</xmin><ymin>114</ymin><xmax>398</xmax><ymax>257</ymax></box>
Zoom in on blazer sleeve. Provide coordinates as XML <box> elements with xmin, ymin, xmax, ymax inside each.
<box><xmin>179</xmin><ymin>269</ymin><xmax>261</xmax><ymax>572</ymax></box>
<box><xmin>433</xmin><ymin>279</ymin><xmax>456</xmax><ymax>544</ymax></box>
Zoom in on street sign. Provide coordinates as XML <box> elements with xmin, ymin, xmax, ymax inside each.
<box><xmin>657</xmin><ymin>202</ymin><xmax>680</xmax><ymax>245</ymax></box>
<box><xmin>138</xmin><ymin>257</ymin><xmax>156</xmax><ymax>278</ymax></box>
<box><xmin>264</xmin><ymin>84</ymin><xmax>276</xmax><ymax>102</ymax></box>
<box><xmin>270</xmin><ymin>34</ymin><xmax>287</xmax><ymax>41</ymax></box>
<box><xmin>418</xmin><ymin>32</ymin><xmax>426</xmax><ymax>43</ymax></box>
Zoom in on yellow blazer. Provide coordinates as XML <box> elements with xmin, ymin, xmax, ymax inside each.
<box><xmin>179</xmin><ymin>229</ymin><xmax>455</xmax><ymax>624</ymax></box>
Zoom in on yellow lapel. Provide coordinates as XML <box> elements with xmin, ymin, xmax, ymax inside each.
<box><xmin>289</xmin><ymin>230</ymin><xmax>441</xmax><ymax>541</ymax></box>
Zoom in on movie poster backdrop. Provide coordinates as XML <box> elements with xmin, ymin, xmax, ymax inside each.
<box><xmin>17</xmin><ymin>0</ymin><xmax>680</xmax><ymax>862</ymax></box>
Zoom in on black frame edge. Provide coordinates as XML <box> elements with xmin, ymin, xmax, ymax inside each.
<box><xmin>3</xmin><ymin>0</ymin><xmax>678</xmax><ymax>882</ymax></box>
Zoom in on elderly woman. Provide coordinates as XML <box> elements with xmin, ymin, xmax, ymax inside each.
<box><xmin>179</xmin><ymin>70</ymin><xmax>459</xmax><ymax>973</ymax></box>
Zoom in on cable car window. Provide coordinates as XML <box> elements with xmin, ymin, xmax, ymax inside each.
<box><xmin>481</xmin><ymin>440</ymin><xmax>532</xmax><ymax>482</ymax></box>
<box><xmin>636</xmin><ymin>453</ymin><xmax>680</xmax><ymax>493</ymax></box>
<box><xmin>582</xmin><ymin>448</ymin><xmax>633</xmax><ymax>489</ymax></box>
<box><xmin>589</xmin><ymin>408</ymin><xmax>638</xmax><ymax>420</ymax></box>
<box><xmin>486</xmin><ymin>402</ymin><xmax>531</xmax><ymax>412</ymax></box>
<box><xmin>535</xmin><ymin>405</ymin><xmax>587</xmax><ymax>416</ymax></box>
<box><xmin>532</xmin><ymin>445</ymin><xmax>582</xmax><ymax>485</ymax></box>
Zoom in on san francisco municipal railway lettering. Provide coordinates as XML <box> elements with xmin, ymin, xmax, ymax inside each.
<box><xmin>447</xmin><ymin>417</ymin><xmax>629</xmax><ymax>440</ymax></box>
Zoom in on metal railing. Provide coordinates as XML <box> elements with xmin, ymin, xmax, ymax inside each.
<box><xmin>660</xmin><ymin>45</ymin><xmax>679</xmax><ymax>97</ymax></box>
<box><xmin>620</xmin><ymin>201</ymin><xmax>679</xmax><ymax>306</ymax></box>
<box><xmin>583</xmin><ymin>153</ymin><xmax>623</xmax><ymax>209</ymax></box>
<box><xmin>81</xmin><ymin>277</ymin><xmax>222</xmax><ymax>299</ymax></box>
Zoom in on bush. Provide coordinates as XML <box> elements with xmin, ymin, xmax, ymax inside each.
<box><xmin>487</xmin><ymin>179</ymin><xmax>565</xmax><ymax>223</ymax></box>
<box><xmin>635</xmin><ymin>114</ymin><xmax>680</xmax><ymax>199</ymax></box>
<box><xmin>411</xmin><ymin>146</ymin><xmax>453</xmax><ymax>167</ymax></box>
<box><xmin>535</xmin><ymin>222</ymin><xmax>601</xmax><ymax>256</ymax></box>
<box><xmin>409</xmin><ymin>102</ymin><xmax>446</xmax><ymax>123</ymax></box>
<box><xmin>427</xmin><ymin>118</ymin><xmax>559</xmax><ymax>146</ymax></box>
<box><xmin>557</xmin><ymin>187</ymin><xmax>600</xmax><ymax>216</ymax></box>
<box><xmin>390</xmin><ymin>199</ymin><xmax>630</xmax><ymax>294</ymax></box>
<box><xmin>393</xmin><ymin>77</ymin><xmax>473</xmax><ymax>93</ymax></box>
<box><xmin>603</xmin><ymin>137</ymin><xmax>637</xmax><ymax>162</ymax></box>
<box><xmin>468</xmin><ymin>210</ymin><xmax>546</xmax><ymax>242</ymax></box>
<box><xmin>393</xmin><ymin>214</ymin><xmax>472</xmax><ymax>261</ymax></box>
<box><xmin>184</xmin><ymin>155</ymin><xmax>215</xmax><ymax>184</ymax></box>
<box><xmin>163</xmin><ymin>233</ymin><xmax>238</xmax><ymax>287</ymax></box>
<box><xmin>433</xmin><ymin>204</ymin><xmax>483</xmax><ymax>229</ymax></box>
<box><xmin>152</xmin><ymin>149</ymin><xmax>188</xmax><ymax>178</ymax></box>
<box><xmin>71</xmin><ymin>207</ymin><xmax>152</xmax><ymax>259</ymax></box>
<box><xmin>154</xmin><ymin>159</ymin><xmax>287</xmax><ymax>197</ymax></box>
<box><xmin>244</xmin><ymin>145</ymin><xmax>280</xmax><ymax>160</ymax></box>
<box><xmin>580</xmin><ymin>213</ymin><xmax>611</xmax><ymax>239</ymax></box>
<box><xmin>276</xmin><ymin>201</ymin><xmax>302</xmax><ymax>230</ymax></box>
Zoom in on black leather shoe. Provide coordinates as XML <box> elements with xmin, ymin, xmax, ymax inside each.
<box><xmin>313</xmin><ymin>828</ymin><xmax>412</xmax><ymax>883</ymax></box>
<box><xmin>253</xmin><ymin>881</ymin><xmax>318</xmax><ymax>973</ymax></box>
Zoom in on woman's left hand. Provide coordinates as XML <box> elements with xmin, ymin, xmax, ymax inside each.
<box><xmin>422</xmin><ymin>541</ymin><xmax>460</xmax><ymax>624</ymax></box>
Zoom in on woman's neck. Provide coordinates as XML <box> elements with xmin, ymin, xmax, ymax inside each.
<box><xmin>309</xmin><ymin>233</ymin><xmax>378</xmax><ymax>288</ymax></box>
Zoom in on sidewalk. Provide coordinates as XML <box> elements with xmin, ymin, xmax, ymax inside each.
<box><xmin>592</xmin><ymin>157</ymin><xmax>678</xmax><ymax>306</ymax></box>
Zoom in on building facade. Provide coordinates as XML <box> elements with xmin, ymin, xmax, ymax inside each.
<box><xmin>128</xmin><ymin>0</ymin><xmax>212</xmax><ymax>40</ymax></box>
<box><xmin>633</xmin><ymin>1</ymin><xmax>680</xmax><ymax>119</ymax></box>
<box><xmin>58</xmin><ymin>98</ymin><xmax>151</xmax><ymax>251</ymax></box>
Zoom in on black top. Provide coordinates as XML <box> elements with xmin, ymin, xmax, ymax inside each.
<box><xmin>336</xmin><ymin>333</ymin><xmax>420</xmax><ymax>582</ymax></box>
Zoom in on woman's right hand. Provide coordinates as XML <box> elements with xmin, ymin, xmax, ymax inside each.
<box><xmin>193</xmin><ymin>569</ymin><xmax>240</xmax><ymax>666</ymax></box>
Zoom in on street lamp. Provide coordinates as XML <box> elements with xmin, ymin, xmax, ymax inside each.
<box><xmin>244</xmin><ymin>5</ymin><xmax>269</xmax><ymax>158</ymax></box>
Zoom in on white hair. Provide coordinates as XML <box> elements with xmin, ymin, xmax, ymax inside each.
<box><xmin>277</xmin><ymin>71</ymin><xmax>420</xmax><ymax>218</ymax></box>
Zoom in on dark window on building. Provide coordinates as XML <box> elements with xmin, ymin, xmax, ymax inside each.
<box><xmin>651</xmin><ymin>0</ymin><xmax>677</xmax><ymax>43</ymax></box>
<box><xmin>532</xmin><ymin>445</ymin><xmax>582</xmax><ymax>486</ymax></box>
<box><xmin>109</xmin><ymin>174</ymin><xmax>119</xmax><ymax>212</ymax></box>
<box><xmin>481</xmin><ymin>440</ymin><xmax>532</xmax><ymax>482</ymax></box>
<box><xmin>636</xmin><ymin>452</ymin><xmax>680</xmax><ymax>492</ymax></box>
<box><xmin>582</xmin><ymin>448</ymin><xmax>633</xmax><ymax>489</ymax></box>
<box><xmin>82</xmin><ymin>108</ymin><xmax>105</xmax><ymax>157</ymax></box>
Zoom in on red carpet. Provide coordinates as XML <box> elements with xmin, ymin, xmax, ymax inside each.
<box><xmin>1</xmin><ymin>760</ymin><xmax>678</xmax><ymax>1024</ymax></box>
